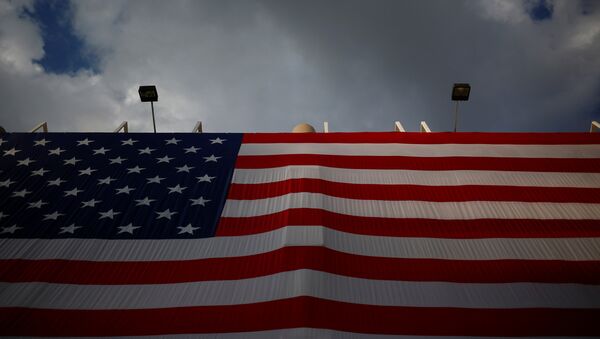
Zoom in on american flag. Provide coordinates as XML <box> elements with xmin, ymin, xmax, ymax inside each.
<box><xmin>1</xmin><ymin>132</ymin><xmax>600</xmax><ymax>337</ymax></box>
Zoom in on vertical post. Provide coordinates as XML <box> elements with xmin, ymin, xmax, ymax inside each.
<box><xmin>30</xmin><ymin>122</ymin><xmax>48</xmax><ymax>133</ymax></box>
<box><xmin>151</xmin><ymin>101</ymin><xmax>157</xmax><ymax>133</ymax></box>
<box><xmin>192</xmin><ymin>121</ymin><xmax>203</xmax><ymax>133</ymax></box>
<box><xmin>420</xmin><ymin>121</ymin><xmax>431</xmax><ymax>133</ymax></box>
<box><xmin>114</xmin><ymin>121</ymin><xmax>129</xmax><ymax>133</ymax></box>
<box><xmin>394</xmin><ymin>121</ymin><xmax>406</xmax><ymax>132</ymax></box>
<box><xmin>323</xmin><ymin>121</ymin><xmax>329</xmax><ymax>133</ymax></box>
<box><xmin>453</xmin><ymin>101</ymin><xmax>459</xmax><ymax>132</ymax></box>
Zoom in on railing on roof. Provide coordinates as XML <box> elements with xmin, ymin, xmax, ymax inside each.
<box><xmin>114</xmin><ymin>121</ymin><xmax>129</xmax><ymax>133</ymax></box>
<box><xmin>24</xmin><ymin>120</ymin><xmax>600</xmax><ymax>133</ymax></box>
<box><xmin>30</xmin><ymin>122</ymin><xmax>48</xmax><ymax>133</ymax></box>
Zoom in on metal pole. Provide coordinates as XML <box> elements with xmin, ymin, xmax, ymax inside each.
<box><xmin>151</xmin><ymin>101</ymin><xmax>157</xmax><ymax>133</ymax></box>
<box><xmin>453</xmin><ymin>101</ymin><xmax>459</xmax><ymax>132</ymax></box>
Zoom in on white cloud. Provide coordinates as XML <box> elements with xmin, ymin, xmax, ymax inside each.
<box><xmin>0</xmin><ymin>0</ymin><xmax>43</xmax><ymax>74</ymax></box>
<box><xmin>476</xmin><ymin>0</ymin><xmax>529</xmax><ymax>24</ymax></box>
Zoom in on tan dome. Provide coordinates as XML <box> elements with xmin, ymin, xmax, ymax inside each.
<box><xmin>292</xmin><ymin>123</ymin><xmax>316</xmax><ymax>133</ymax></box>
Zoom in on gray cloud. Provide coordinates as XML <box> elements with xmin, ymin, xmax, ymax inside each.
<box><xmin>0</xmin><ymin>0</ymin><xmax>599</xmax><ymax>132</ymax></box>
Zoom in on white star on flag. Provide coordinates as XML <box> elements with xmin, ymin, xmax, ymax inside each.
<box><xmin>176</xmin><ymin>164</ymin><xmax>194</xmax><ymax>173</ymax></box>
<box><xmin>98</xmin><ymin>177</ymin><xmax>116</xmax><ymax>185</ymax></box>
<box><xmin>209</xmin><ymin>137</ymin><xmax>226</xmax><ymax>144</ymax></box>
<box><xmin>167</xmin><ymin>184</ymin><xmax>187</xmax><ymax>194</ymax></box>
<box><xmin>59</xmin><ymin>224</ymin><xmax>82</xmax><ymax>234</ymax></box>
<box><xmin>48</xmin><ymin>147</ymin><xmax>65</xmax><ymax>156</ymax></box>
<box><xmin>118</xmin><ymin>223</ymin><xmax>141</xmax><ymax>234</ymax></box>
<box><xmin>177</xmin><ymin>223</ymin><xmax>200</xmax><ymax>234</ymax></box>
<box><xmin>33</xmin><ymin>139</ymin><xmax>51</xmax><ymax>146</ymax></box>
<box><xmin>31</xmin><ymin>168</ymin><xmax>50</xmax><ymax>176</ymax></box>
<box><xmin>109</xmin><ymin>156</ymin><xmax>126</xmax><ymax>164</ymax></box>
<box><xmin>116</xmin><ymin>186</ymin><xmax>135</xmax><ymax>194</ymax></box>
<box><xmin>63</xmin><ymin>157</ymin><xmax>81</xmax><ymax>165</ymax></box>
<box><xmin>99</xmin><ymin>209</ymin><xmax>120</xmax><ymax>220</ymax></box>
<box><xmin>11</xmin><ymin>189</ymin><xmax>30</xmax><ymax>198</ymax></box>
<box><xmin>78</xmin><ymin>167</ymin><xmax>97</xmax><ymax>176</ymax></box>
<box><xmin>81</xmin><ymin>199</ymin><xmax>101</xmax><ymax>208</ymax></box>
<box><xmin>17</xmin><ymin>158</ymin><xmax>35</xmax><ymax>166</ymax></box>
<box><xmin>197</xmin><ymin>174</ymin><xmax>215</xmax><ymax>183</ymax></box>
<box><xmin>0</xmin><ymin>179</ymin><xmax>15</xmax><ymax>187</ymax></box>
<box><xmin>93</xmin><ymin>147</ymin><xmax>110</xmax><ymax>155</ymax></box>
<box><xmin>47</xmin><ymin>178</ymin><xmax>65</xmax><ymax>186</ymax></box>
<box><xmin>138</xmin><ymin>147</ymin><xmax>155</xmax><ymax>155</ymax></box>
<box><xmin>156</xmin><ymin>209</ymin><xmax>177</xmax><ymax>220</ymax></box>
<box><xmin>156</xmin><ymin>155</ymin><xmax>174</xmax><ymax>163</ymax></box>
<box><xmin>27</xmin><ymin>200</ymin><xmax>47</xmax><ymax>209</ymax></box>
<box><xmin>146</xmin><ymin>175</ymin><xmax>165</xmax><ymax>184</ymax></box>
<box><xmin>127</xmin><ymin>166</ymin><xmax>145</xmax><ymax>174</ymax></box>
<box><xmin>3</xmin><ymin>148</ymin><xmax>20</xmax><ymax>156</ymax></box>
<box><xmin>0</xmin><ymin>138</ymin><xmax>7</xmax><ymax>146</ymax></box>
<box><xmin>64</xmin><ymin>187</ymin><xmax>83</xmax><ymax>197</ymax></box>
<box><xmin>43</xmin><ymin>211</ymin><xmax>64</xmax><ymax>221</ymax></box>
<box><xmin>0</xmin><ymin>211</ymin><xmax>7</xmax><ymax>219</ymax></box>
<box><xmin>190</xmin><ymin>196</ymin><xmax>210</xmax><ymax>206</ymax></box>
<box><xmin>121</xmin><ymin>138</ymin><xmax>138</xmax><ymax>146</ymax></box>
<box><xmin>76</xmin><ymin>138</ymin><xmax>93</xmax><ymax>146</ymax></box>
<box><xmin>183</xmin><ymin>146</ymin><xmax>201</xmax><ymax>153</ymax></box>
<box><xmin>165</xmin><ymin>138</ymin><xmax>181</xmax><ymax>145</ymax></box>
<box><xmin>203</xmin><ymin>154</ymin><xmax>221</xmax><ymax>162</ymax></box>
<box><xmin>1</xmin><ymin>225</ymin><xmax>22</xmax><ymax>234</ymax></box>
<box><xmin>135</xmin><ymin>197</ymin><xmax>155</xmax><ymax>206</ymax></box>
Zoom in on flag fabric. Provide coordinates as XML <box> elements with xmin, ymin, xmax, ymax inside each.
<box><xmin>1</xmin><ymin>131</ymin><xmax>600</xmax><ymax>337</ymax></box>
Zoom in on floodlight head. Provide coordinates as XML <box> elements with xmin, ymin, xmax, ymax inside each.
<box><xmin>138</xmin><ymin>85</ymin><xmax>158</xmax><ymax>102</ymax></box>
<box><xmin>452</xmin><ymin>83</ymin><xmax>471</xmax><ymax>101</ymax></box>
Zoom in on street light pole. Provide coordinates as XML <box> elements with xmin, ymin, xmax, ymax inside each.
<box><xmin>138</xmin><ymin>85</ymin><xmax>159</xmax><ymax>133</ymax></box>
<box><xmin>453</xmin><ymin>101</ymin><xmax>459</xmax><ymax>132</ymax></box>
<box><xmin>451</xmin><ymin>83</ymin><xmax>471</xmax><ymax>132</ymax></box>
<box><xmin>151</xmin><ymin>101</ymin><xmax>157</xmax><ymax>133</ymax></box>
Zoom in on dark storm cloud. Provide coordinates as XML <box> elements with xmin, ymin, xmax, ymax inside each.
<box><xmin>1</xmin><ymin>0</ymin><xmax>599</xmax><ymax>132</ymax></box>
<box><xmin>259</xmin><ymin>0</ymin><xmax>600</xmax><ymax>131</ymax></box>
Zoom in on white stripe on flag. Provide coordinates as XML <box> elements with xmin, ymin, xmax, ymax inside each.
<box><xmin>239</xmin><ymin>143</ymin><xmax>600</xmax><ymax>158</ymax></box>
<box><xmin>221</xmin><ymin>193</ymin><xmax>600</xmax><ymax>219</ymax></box>
<box><xmin>232</xmin><ymin>166</ymin><xmax>600</xmax><ymax>187</ymax></box>
<box><xmin>2</xmin><ymin>227</ymin><xmax>599</xmax><ymax>261</ymax></box>
<box><xmin>47</xmin><ymin>332</ymin><xmax>578</xmax><ymax>339</ymax></box>
<box><xmin>2</xmin><ymin>269</ymin><xmax>599</xmax><ymax>309</ymax></box>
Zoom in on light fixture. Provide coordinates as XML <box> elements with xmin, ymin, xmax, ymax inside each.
<box><xmin>138</xmin><ymin>85</ymin><xmax>158</xmax><ymax>133</ymax></box>
<box><xmin>452</xmin><ymin>83</ymin><xmax>470</xmax><ymax>101</ymax></box>
<box><xmin>451</xmin><ymin>83</ymin><xmax>471</xmax><ymax>132</ymax></box>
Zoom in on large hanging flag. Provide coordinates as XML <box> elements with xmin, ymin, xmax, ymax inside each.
<box><xmin>1</xmin><ymin>132</ymin><xmax>600</xmax><ymax>337</ymax></box>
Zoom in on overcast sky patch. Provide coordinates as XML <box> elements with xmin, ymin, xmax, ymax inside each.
<box><xmin>0</xmin><ymin>0</ymin><xmax>599</xmax><ymax>133</ymax></box>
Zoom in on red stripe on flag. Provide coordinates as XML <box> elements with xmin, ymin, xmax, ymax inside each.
<box><xmin>234</xmin><ymin>154</ymin><xmax>600</xmax><ymax>172</ymax></box>
<box><xmin>242</xmin><ymin>132</ymin><xmax>600</xmax><ymax>144</ymax></box>
<box><xmin>2</xmin><ymin>248</ymin><xmax>600</xmax><ymax>284</ymax></box>
<box><xmin>216</xmin><ymin>209</ymin><xmax>600</xmax><ymax>238</ymax></box>
<box><xmin>1</xmin><ymin>297</ymin><xmax>598</xmax><ymax>336</ymax></box>
<box><xmin>228</xmin><ymin>180</ymin><xmax>600</xmax><ymax>202</ymax></box>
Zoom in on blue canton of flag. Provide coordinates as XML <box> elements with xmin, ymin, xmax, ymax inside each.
<box><xmin>0</xmin><ymin>133</ymin><xmax>242</xmax><ymax>239</ymax></box>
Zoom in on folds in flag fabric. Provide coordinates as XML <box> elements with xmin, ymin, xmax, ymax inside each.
<box><xmin>1</xmin><ymin>132</ymin><xmax>600</xmax><ymax>337</ymax></box>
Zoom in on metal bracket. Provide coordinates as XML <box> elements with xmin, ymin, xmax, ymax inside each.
<box><xmin>323</xmin><ymin>121</ymin><xmax>329</xmax><ymax>133</ymax></box>
<box><xmin>394</xmin><ymin>121</ymin><xmax>406</xmax><ymax>132</ymax></box>
<box><xmin>114</xmin><ymin>121</ymin><xmax>129</xmax><ymax>133</ymax></box>
<box><xmin>590</xmin><ymin>121</ymin><xmax>600</xmax><ymax>133</ymax></box>
<box><xmin>192</xmin><ymin>121</ymin><xmax>203</xmax><ymax>133</ymax></box>
<box><xmin>420</xmin><ymin>121</ymin><xmax>431</xmax><ymax>133</ymax></box>
<box><xmin>30</xmin><ymin>122</ymin><xmax>48</xmax><ymax>133</ymax></box>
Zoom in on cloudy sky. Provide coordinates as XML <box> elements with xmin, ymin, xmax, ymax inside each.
<box><xmin>0</xmin><ymin>0</ymin><xmax>599</xmax><ymax>133</ymax></box>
